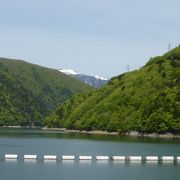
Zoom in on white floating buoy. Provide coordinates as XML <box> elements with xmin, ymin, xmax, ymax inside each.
<box><xmin>176</xmin><ymin>157</ymin><xmax>180</xmax><ymax>161</ymax></box>
<box><xmin>129</xmin><ymin>156</ymin><xmax>142</xmax><ymax>161</ymax></box>
<box><xmin>161</xmin><ymin>156</ymin><xmax>174</xmax><ymax>161</ymax></box>
<box><xmin>24</xmin><ymin>155</ymin><xmax>37</xmax><ymax>160</ymax></box>
<box><xmin>5</xmin><ymin>154</ymin><xmax>18</xmax><ymax>159</ymax></box>
<box><xmin>44</xmin><ymin>155</ymin><xmax>57</xmax><ymax>160</ymax></box>
<box><xmin>96</xmin><ymin>156</ymin><xmax>109</xmax><ymax>160</ymax></box>
<box><xmin>146</xmin><ymin>156</ymin><xmax>158</xmax><ymax>161</ymax></box>
<box><xmin>79</xmin><ymin>156</ymin><xmax>92</xmax><ymax>160</ymax></box>
<box><xmin>62</xmin><ymin>155</ymin><xmax>75</xmax><ymax>160</ymax></box>
<box><xmin>112</xmin><ymin>156</ymin><xmax>126</xmax><ymax>161</ymax></box>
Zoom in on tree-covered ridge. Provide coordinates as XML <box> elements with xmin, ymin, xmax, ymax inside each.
<box><xmin>0</xmin><ymin>62</ymin><xmax>43</xmax><ymax>126</ymax></box>
<box><xmin>0</xmin><ymin>58</ymin><xmax>91</xmax><ymax>126</ymax></box>
<box><xmin>45</xmin><ymin>47</ymin><xmax>180</xmax><ymax>134</ymax></box>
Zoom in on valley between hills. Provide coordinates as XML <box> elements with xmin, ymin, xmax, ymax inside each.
<box><xmin>0</xmin><ymin>47</ymin><xmax>180</xmax><ymax>136</ymax></box>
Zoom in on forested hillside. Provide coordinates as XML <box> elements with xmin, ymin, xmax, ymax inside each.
<box><xmin>0</xmin><ymin>58</ymin><xmax>91</xmax><ymax>126</ymax></box>
<box><xmin>45</xmin><ymin>47</ymin><xmax>180</xmax><ymax>134</ymax></box>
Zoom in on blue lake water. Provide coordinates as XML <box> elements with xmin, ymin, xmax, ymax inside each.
<box><xmin>0</xmin><ymin>128</ymin><xmax>180</xmax><ymax>180</ymax></box>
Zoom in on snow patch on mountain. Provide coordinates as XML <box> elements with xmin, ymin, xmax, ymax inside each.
<box><xmin>59</xmin><ymin>69</ymin><xmax>80</xmax><ymax>75</ymax></box>
<box><xmin>94</xmin><ymin>75</ymin><xmax>109</xmax><ymax>81</ymax></box>
<box><xmin>59</xmin><ymin>69</ymin><xmax>108</xmax><ymax>80</ymax></box>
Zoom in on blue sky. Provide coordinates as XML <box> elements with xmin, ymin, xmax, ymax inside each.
<box><xmin>0</xmin><ymin>0</ymin><xmax>180</xmax><ymax>78</ymax></box>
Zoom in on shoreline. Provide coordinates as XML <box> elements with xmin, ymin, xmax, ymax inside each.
<box><xmin>36</xmin><ymin>127</ymin><xmax>180</xmax><ymax>138</ymax></box>
<box><xmin>1</xmin><ymin>126</ymin><xmax>180</xmax><ymax>138</ymax></box>
<box><xmin>67</xmin><ymin>130</ymin><xmax>180</xmax><ymax>138</ymax></box>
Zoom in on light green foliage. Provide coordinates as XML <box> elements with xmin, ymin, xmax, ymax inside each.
<box><xmin>46</xmin><ymin>47</ymin><xmax>180</xmax><ymax>134</ymax></box>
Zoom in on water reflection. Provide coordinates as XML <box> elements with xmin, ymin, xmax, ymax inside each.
<box><xmin>145</xmin><ymin>160</ymin><xmax>158</xmax><ymax>165</ymax></box>
<box><xmin>24</xmin><ymin>159</ymin><xmax>37</xmax><ymax>164</ymax></box>
<box><xmin>161</xmin><ymin>161</ymin><xmax>174</xmax><ymax>165</ymax></box>
<box><xmin>112</xmin><ymin>161</ymin><xmax>126</xmax><ymax>165</ymax></box>
<box><xmin>5</xmin><ymin>159</ymin><xmax>18</xmax><ymax>163</ymax></box>
<box><xmin>43</xmin><ymin>160</ymin><xmax>57</xmax><ymax>164</ymax></box>
<box><xmin>62</xmin><ymin>160</ymin><xmax>75</xmax><ymax>165</ymax></box>
<box><xmin>96</xmin><ymin>160</ymin><xmax>109</xmax><ymax>165</ymax></box>
<box><xmin>78</xmin><ymin>160</ymin><xmax>92</xmax><ymax>165</ymax></box>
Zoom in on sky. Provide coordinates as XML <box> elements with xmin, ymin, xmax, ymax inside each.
<box><xmin>0</xmin><ymin>0</ymin><xmax>180</xmax><ymax>78</ymax></box>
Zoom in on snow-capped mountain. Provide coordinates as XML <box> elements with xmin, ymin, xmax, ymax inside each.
<box><xmin>59</xmin><ymin>69</ymin><xmax>79</xmax><ymax>75</ymax></box>
<box><xmin>94</xmin><ymin>75</ymin><xmax>108</xmax><ymax>81</ymax></box>
<box><xmin>59</xmin><ymin>69</ymin><xmax>109</xmax><ymax>88</ymax></box>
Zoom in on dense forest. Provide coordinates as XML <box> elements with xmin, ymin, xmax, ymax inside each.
<box><xmin>45</xmin><ymin>47</ymin><xmax>180</xmax><ymax>134</ymax></box>
<box><xmin>0</xmin><ymin>58</ymin><xmax>91</xmax><ymax>126</ymax></box>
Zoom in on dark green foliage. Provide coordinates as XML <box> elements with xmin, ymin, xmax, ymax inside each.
<box><xmin>163</xmin><ymin>47</ymin><xmax>180</xmax><ymax>60</ymax></box>
<box><xmin>45</xmin><ymin>47</ymin><xmax>180</xmax><ymax>134</ymax></box>
<box><xmin>0</xmin><ymin>58</ymin><xmax>91</xmax><ymax>126</ymax></box>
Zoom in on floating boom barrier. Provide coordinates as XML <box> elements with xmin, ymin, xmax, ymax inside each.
<box><xmin>79</xmin><ymin>156</ymin><xmax>92</xmax><ymax>160</ymax></box>
<box><xmin>24</xmin><ymin>155</ymin><xmax>37</xmax><ymax>160</ymax></box>
<box><xmin>5</xmin><ymin>154</ymin><xmax>18</xmax><ymax>159</ymax></box>
<box><xmin>44</xmin><ymin>155</ymin><xmax>57</xmax><ymax>160</ymax></box>
<box><xmin>96</xmin><ymin>156</ymin><xmax>109</xmax><ymax>160</ymax></box>
<box><xmin>112</xmin><ymin>156</ymin><xmax>126</xmax><ymax>161</ymax></box>
<box><xmin>3</xmin><ymin>154</ymin><xmax>180</xmax><ymax>163</ymax></box>
<box><xmin>145</xmin><ymin>156</ymin><xmax>158</xmax><ymax>161</ymax></box>
<box><xmin>161</xmin><ymin>156</ymin><xmax>174</xmax><ymax>161</ymax></box>
<box><xmin>128</xmin><ymin>156</ymin><xmax>142</xmax><ymax>161</ymax></box>
<box><xmin>62</xmin><ymin>155</ymin><xmax>75</xmax><ymax>160</ymax></box>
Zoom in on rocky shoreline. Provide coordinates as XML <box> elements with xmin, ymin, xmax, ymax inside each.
<box><xmin>42</xmin><ymin>127</ymin><xmax>180</xmax><ymax>138</ymax></box>
<box><xmin>1</xmin><ymin>126</ymin><xmax>180</xmax><ymax>138</ymax></box>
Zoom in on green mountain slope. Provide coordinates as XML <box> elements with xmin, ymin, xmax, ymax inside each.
<box><xmin>45</xmin><ymin>47</ymin><xmax>180</xmax><ymax>134</ymax></box>
<box><xmin>0</xmin><ymin>58</ymin><xmax>91</xmax><ymax>126</ymax></box>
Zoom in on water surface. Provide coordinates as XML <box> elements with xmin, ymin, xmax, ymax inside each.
<box><xmin>0</xmin><ymin>128</ymin><xmax>179</xmax><ymax>180</ymax></box>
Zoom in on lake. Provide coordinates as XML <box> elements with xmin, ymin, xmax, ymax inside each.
<box><xmin>0</xmin><ymin>128</ymin><xmax>179</xmax><ymax>180</ymax></box>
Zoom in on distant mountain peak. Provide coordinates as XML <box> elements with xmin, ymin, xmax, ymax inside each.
<box><xmin>94</xmin><ymin>75</ymin><xmax>109</xmax><ymax>81</ymax></box>
<box><xmin>59</xmin><ymin>69</ymin><xmax>109</xmax><ymax>88</ymax></box>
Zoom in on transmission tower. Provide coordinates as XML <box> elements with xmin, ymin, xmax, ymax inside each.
<box><xmin>127</xmin><ymin>65</ymin><xmax>130</xmax><ymax>72</ymax></box>
<box><xmin>168</xmin><ymin>42</ymin><xmax>171</xmax><ymax>51</ymax></box>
